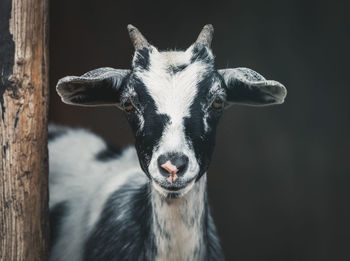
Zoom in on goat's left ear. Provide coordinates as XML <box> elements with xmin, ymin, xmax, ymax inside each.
<box><xmin>218</xmin><ymin>67</ymin><xmax>287</xmax><ymax>106</ymax></box>
<box><xmin>56</xmin><ymin>67</ymin><xmax>130</xmax><ymax>106</ymax></box>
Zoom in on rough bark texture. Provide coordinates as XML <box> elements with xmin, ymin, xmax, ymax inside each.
<box><xmin>0</xmin><ymin>0</ymin><xmax>49</xmax><ymax>260</ymax></box>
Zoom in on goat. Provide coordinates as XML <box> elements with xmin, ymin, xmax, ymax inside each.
<box><xmin>49</xmin><ymin>24</ymin><xmax>287</xmax><ymax>261</ymax></box>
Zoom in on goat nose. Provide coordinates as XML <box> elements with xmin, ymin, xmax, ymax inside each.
<box><xmin>157</xmin><ymin>153</ymin><xmax>189</xmax><ymax>183</ymax></box>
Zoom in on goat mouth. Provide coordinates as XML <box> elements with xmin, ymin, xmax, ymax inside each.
<box><xmin>152</xmin><ymin>179</ymin><xmax>196</xmax><ymax>196</ymax></box>
<box><xmin>160</xmin><ymin>184</ymin><xmax>184</xmax><ymax>191</ymax></box>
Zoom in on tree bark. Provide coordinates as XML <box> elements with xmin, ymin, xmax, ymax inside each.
<box><xmin>0</xmin><ymin>0</ymin><xmax>49</xmax><ymax>260</ymax></box>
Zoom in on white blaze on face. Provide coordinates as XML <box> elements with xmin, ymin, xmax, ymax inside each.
<box><xmin>136</xmin><ymin>48</ymin><xmax>208</xmax><ymax>182</ymax></box>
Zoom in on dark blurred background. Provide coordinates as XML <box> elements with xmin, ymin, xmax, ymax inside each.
<box><xmin>49</xmin><ymin>0</ymin><xmax>350</xmax><ymax>260</ymax></box>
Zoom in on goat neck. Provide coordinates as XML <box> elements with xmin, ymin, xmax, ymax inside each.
<box><xmin>151</xmin><ymin>174</ymin><xmax>208</xmax><ymax>261</ymax></box>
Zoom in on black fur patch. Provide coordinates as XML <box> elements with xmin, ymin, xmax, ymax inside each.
<box><xmin>48</xmin><ymin>127</ymin><xmax>67</xmax><ymax>142</ymax></box>
<box><xmin>184</xmin><ymin>71</ymin><xmax>223</xmax><ymax>180</ymax></box>
<box><xmin>50</xmin><ymin>201</ymin><xmax>68</xmax><ymax>249</ymax></box>
<box><xmin>133</xmin><ymin>48</ymin><xmax>151</xmax><ymax>71</ymax></box>
<box><xmin>95</xmin><ymin>142</ymin><xmax>123</xmax><ymax>161</ymax></box>
<box><xmin>83</xmin><ymin>183</ymin><xmax>156</xmax><ymax>261</ymax></box>
<box><xmin>124</xmin><ymin>76</ymin><xmax>170</xmax><ymax>176</ymax></box>
<box><xmin>203</xmin><ymin>205</ymin><xmax>225</xmax><ymax>260</ymax></box>
<box><xmin>168</xmin><ymin>64</ymin><xmax>187</xmax><ymax>74</ymax></box>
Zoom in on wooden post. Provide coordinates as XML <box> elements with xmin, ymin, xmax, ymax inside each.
<box><xmin>0</xmin><ymin>0</ymin><xmax>49</xmax><ymax>260</ymax></box>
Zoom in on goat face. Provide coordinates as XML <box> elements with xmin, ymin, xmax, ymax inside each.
<box><xmin>56</xmin><ymin>25</ymin><xmax>287</xmax><ymax>197</ymax></box>
<box><xmin>125</xmin><ymin>45</ymin><xmax>223</xmax><ymax>196</ymax></box>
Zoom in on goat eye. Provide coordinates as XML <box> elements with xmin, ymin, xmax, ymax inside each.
<box><xmin>212</xmin><ymin>97</ymin><xmax>224</xmax><ymax>109</ymax></box>
<box><xmin>123</xmin><ymin>100</ymin><xmax>134</xmax><ymax>112</ymax></box>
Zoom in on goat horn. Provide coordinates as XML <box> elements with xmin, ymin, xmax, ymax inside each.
<box><xmin>195</xmin><ymin>24</ymin><xmax>214</xmax><ymax>46</ymax></box>
<box><xmin>127</xmin><ymin>24</ymin><xmax>150</xmax><ymax>50</ymax></box>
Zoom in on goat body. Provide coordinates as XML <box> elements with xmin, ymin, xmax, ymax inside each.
<box><xmin>49</xmin><ymin>125</ymin><xmax>223</xmax><ymax>261</ymax></box>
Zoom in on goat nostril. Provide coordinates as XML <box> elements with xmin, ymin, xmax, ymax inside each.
<box><xmin>172</xmin><ymin>155</ymin><xmax>189</xmax><ymax>175</ymax></box>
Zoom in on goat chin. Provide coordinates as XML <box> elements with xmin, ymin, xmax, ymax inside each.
<box><xmin>152</xmin><ymin>179</ymin><xmax>196</xmax><ymax>198</ymax></box>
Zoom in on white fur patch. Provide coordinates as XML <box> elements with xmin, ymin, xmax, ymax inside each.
<box><xmin>152</xmin><ymin>175</ymin><xmax>207</xmax><ymax>261</ymax></box>
<box><xmin>135</xmin><ymin>48</ymin><xmax>210</xmax><ymax>183</ymax></box>
<box><xmin>49</xmin><ymin>126</ymin><xmax>146</xmax><ymax>261</ymax></box>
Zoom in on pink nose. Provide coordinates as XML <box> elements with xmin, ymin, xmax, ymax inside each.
<box><xmin>161</xmin><ymin>160</ymin><xmax>179</xmax><ymax>174</ymax></box>
<box><xmin>161</xmin><ymin>160</ymin><xmax>179</xmax><ymax>183</ymax></box>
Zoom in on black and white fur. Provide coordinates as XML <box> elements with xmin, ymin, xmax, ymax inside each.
<box><xmin>49</xmin><ymin>25</ymin><xmax>287</xmax><ymax>261</ymax></box>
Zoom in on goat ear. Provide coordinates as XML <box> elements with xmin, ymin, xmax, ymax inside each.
<box><xmin>218</xmin><ymin>68</ymin><xmax>287</xmax><ymax>106</ymax></box>
<box><xmin>56</xmin><ymin>67</ymin><xmax>130</xmax><ymax>107</ymax></box>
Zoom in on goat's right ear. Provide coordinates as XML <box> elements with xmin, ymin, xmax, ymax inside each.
<box><xmin>56</xmin><ymin>67</ymin><xmax>130</xmax><ymax>106</ymax></box>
